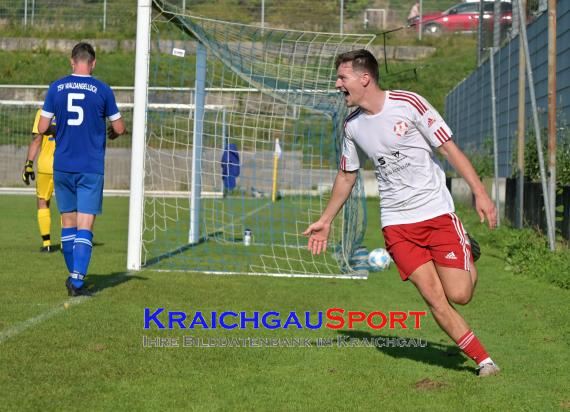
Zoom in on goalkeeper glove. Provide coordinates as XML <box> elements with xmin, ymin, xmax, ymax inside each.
<box><xmin>467</xmin><ymin>233</ymin><xmax>481</xmax><ymax>262</ymax></box>
<box><xmin>22</xmin><ymin>160</ymin><xmax>35</xmax><ymax>185</ymax></box>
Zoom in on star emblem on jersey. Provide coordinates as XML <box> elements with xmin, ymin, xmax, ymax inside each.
<box><xmin>427</xmin><ymin>117</ymin><xmax>436</xmax><ymax>128</ymax></box>
<box><xmin>445</xmin><ymin>251</ymin><xmax>457</xmax><ymax>260</ymax></box>
<box><xmin>393</xmin><ymin>121</ymin><xmax>409</xmax><ymax>137</ymax></box>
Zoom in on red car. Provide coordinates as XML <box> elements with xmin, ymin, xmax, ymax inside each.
<box><xmin>410</xmin><ymin>1</ymin><xmax>512</xmax><ymax>35</ymax></box>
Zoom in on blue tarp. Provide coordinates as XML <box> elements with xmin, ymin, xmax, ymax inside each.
<box><xmin>221</xmin><ymin>143</ymin><xmax>240</xmax><ymax>190</ymax></box>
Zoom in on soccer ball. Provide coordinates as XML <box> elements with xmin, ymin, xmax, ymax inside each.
<box><xmin>368</xmin><ymin>248</ymin><xmax>391</xmax><ymax>272</ymax></box>
<box><xmin>350</xmin><ymin>246</ymin><xmax>370</xmax><ymax>271</ymax></box>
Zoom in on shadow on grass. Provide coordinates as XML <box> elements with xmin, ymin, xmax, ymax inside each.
<box><xmin>338</xmin><ymin>330</ymin><xmax>474</xmax><ymax>373</ymax></box>
<box><xmin>86</xmin><ymin>272</ymin><xmax>147</xmax><ymax>294</ymax></box>
<box><xmin>144</xmin><ymin>231</ymin><xmax>223</xmax><ymax>267</ymax></box>
<box><xmin>40</xmin><ymin>243</ymin><xmax>61</xmax><ymax>253</ymax></box>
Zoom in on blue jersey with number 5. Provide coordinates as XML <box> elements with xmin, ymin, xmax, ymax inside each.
<box><xmin>42</xmin><ymin>74</ymin><xmax>121</xmax><ymax>174</ymax></box>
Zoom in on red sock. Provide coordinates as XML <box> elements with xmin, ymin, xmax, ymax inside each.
<box><xmin>456</xmin><ymin>330</ymin><xmax>489</xmax><ymax>364</ymax></box>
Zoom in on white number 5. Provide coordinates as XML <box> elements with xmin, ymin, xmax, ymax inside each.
<box><xmin>67</xmin><ymin>93</ymin><xmax>85</xmax><ymax>126</ymax></box>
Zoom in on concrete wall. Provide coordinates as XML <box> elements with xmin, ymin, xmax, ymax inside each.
<box><xmin>0</xmin><ymin>37</ymin><xmax>435</xmax><ymax>62</ymax></box>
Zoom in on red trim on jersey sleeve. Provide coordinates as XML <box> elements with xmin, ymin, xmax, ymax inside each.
<box><xmin>434</xmin><ymin>127</ymin><xmax>451</xmax><ymax>145</ymax></box>
<box><xmin>389</xmin><ymin>91</ymin><xmax>428</xmax><ymax>115</ymax></box>
<box><xmin>341</xmin><ymin>109</ymin><xmax>361</xmax><ymax>172</ymax></box>
<box><xmin>343</xmin><ymin>108</ymin><xmax>361</xmax><ymax>130</ymax></box>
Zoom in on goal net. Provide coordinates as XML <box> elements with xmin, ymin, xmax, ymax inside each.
<box><xmin>134</xmin><ymin>0</ymin><xmax>375</xmax><ymax>277</ymax></box>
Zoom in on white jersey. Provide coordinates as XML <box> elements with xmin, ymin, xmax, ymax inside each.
<box><xmin>341</xmin><ymin>90</ymin><xmax>455</xmax><ymax>227</ymax></box>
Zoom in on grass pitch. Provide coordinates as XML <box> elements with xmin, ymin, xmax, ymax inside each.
<box><xmin>142</xmin><ymin>195</ymin><xmax>342</xmax><ymax>274</ymax></box>
<box><xmin>0</xmin><ymin>195</ymin><xmax>568</xmax><ymax>411</ymax></box>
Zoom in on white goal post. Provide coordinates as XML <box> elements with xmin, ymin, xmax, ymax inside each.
<box><xmin>127</xmin><ymin>0</ymin><xmax>152</xmax><ymax>271</ymax></box>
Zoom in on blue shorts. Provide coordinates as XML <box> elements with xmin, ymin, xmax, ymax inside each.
<box><xmin>54</xmin><ymin>171</ymin><xmax>104</xmax><ymax>215</ymax></box>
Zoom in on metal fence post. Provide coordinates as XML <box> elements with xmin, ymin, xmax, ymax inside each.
<box><xmin>489</xmin><ymin>47</ymin><xmax>501</xmax><ymax>226</ymax></box>
<box><xmin>103</xmin><ymin>0</ymin><xmax>107</xmax><ymax>31</ymax></box>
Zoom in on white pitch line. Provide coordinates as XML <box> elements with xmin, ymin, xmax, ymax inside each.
<box><xmin>0</xmin><ymin>296</ymin><xmax>88</xmax><ymax>344</ymax></box>
<box><xmin>0</xmin><ymin>272</ymin><xmax>132</xmax><ymax>345</ymax></box>
<box><xmin>151</xmin><ymin>268</ymin><xmax>368</xmax><ymax>279</ymax></box>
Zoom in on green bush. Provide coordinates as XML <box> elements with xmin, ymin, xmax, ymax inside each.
<box><xmin>466</xmin><ymin>137</ymin><xmax>494</xmax><ymax>178</ymax></box>
<box><xmin>512</xmin><ymin>119</ymin><xmax>570</xmax><ymax>187</ymax></box>
<box><xmin>487</xmin><ymin>225</ymin><xmax>570</xmax><ymax>289</ymax></box>
<box><xmin>556</xmin><ymin>129</ymin><xmax>570</xmax><ymax>186</ymax></box>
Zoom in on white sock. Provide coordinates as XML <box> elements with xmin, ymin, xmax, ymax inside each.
<box><xmin>478</xmin><ymin>357</ymin><xmax>493</xmax><ymax>367</ymax></box>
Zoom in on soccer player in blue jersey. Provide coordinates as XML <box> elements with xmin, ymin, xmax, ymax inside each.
<box><xmin>38</xmin><ymin>42</ymin><xmax>125</xmax><ymax>296</ymax></box>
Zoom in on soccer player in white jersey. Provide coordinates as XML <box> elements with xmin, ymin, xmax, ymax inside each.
<box><xmin>303</xmin><ymin>49</ymin><xmax>500</xmax><ymax>377</ymax></box>
<box><xmin>38</xmin><ymin>42</ymin><xmax>125</xmax><ymax>296</ymax></box>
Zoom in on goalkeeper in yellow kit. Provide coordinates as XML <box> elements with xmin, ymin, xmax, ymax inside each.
<box><xmin>22</xmin><ymin>109</ymin><xmax>58</xmax><ymax>252</ymax></box>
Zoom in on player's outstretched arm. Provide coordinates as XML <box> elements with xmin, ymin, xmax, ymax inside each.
<box><xmin>108</xmin><ymin>118</ymin><xmax>126</xmax><ymax>140</ymax></box>
<box><xmin>302</xmin><ymin>169</ymin><xmax>358</xmax><ymax>254</ymax></box>
<box><xmin>437</xmin><ymin>140</ymin><xmax>497</xmax><ymax>229</ymax></box>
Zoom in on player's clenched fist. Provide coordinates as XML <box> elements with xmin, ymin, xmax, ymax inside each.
<box><xmin>22</xmin><ymin>160</ymin><xmax>35</xmax><ymax>185</ymax></box>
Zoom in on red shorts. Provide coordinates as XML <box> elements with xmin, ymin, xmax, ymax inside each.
<box><xmin>382</xmin><ymin>213</ymin><xmax>473</xmax><ymax>281</ymax></box>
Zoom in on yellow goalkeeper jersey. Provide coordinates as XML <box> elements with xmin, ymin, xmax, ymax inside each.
<box><xmin>31</xmin><ymin>109</ymin><xmax>56</xmax><ymax>175</ymax></box>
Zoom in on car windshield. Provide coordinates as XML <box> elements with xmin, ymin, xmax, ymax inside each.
<box><xmin>483</xmin><ymin>2</ymin><xmax>512</xmax><ymax>12</ymax></box>
<box><xmin>446</xmin><ymin>2</ymin><xmax>511</xmax><ymax>15</ymax></box>
<box><xmin>445</xmin><ymin>3</ymin><xmax>479</xmax><ymax>15</ymax></box>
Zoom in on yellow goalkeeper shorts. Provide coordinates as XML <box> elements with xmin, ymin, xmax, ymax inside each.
<box><xmin>36</xmin><ymin>172</ymin><xmax>54</xmax><ymax>201</ymax></box>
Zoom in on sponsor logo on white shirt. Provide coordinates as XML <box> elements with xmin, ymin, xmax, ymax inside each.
<box><xmin>393</xmin><ymin>121</ymin><xmax>409</xmax><ymax>137</ymax></box>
